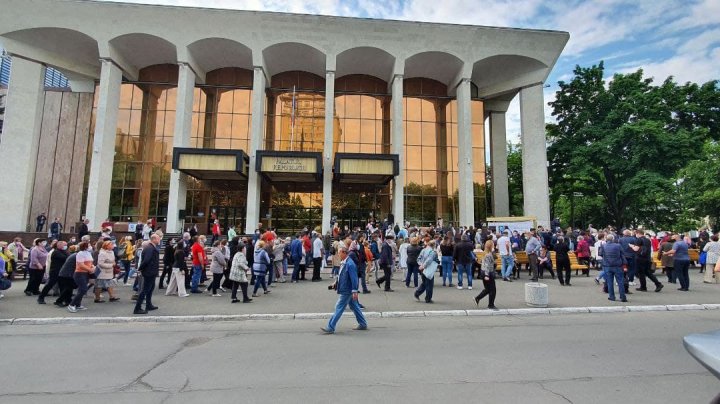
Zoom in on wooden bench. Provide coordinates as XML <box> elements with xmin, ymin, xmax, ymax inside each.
<box><xmin>569</xmin><ymin>252</ymin><xmax>590</xmax><ymax>276</ymax></box>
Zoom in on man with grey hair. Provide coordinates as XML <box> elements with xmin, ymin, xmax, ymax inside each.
<box><xmin>134</xmin><ymin>234</ymin><xmax>161</xmax><ymax>314</ymax></box>
<box><xmin>453</xmin><ymin>233</ymin><xmax>475</xmax><ymax>289</ymax></box>
<box><xmin>600</xmin><ymin>233</ymin><xmax>628</xmax><ymax>302</ymax></box>
<box><xmin>525</xmin><ymin>230</ymin><xmax>542</xmax><ymax>282</ymax></box>
<box><xmin>322</xmin><ymin>245</ymin><xmax>367</xmax><ymax>334</ymax></box>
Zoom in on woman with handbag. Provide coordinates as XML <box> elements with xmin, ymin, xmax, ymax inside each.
<box><xmin>24</xmin><ymin>238</ymin><xmax>48</xmax><ymax>296</ymax></box>
<box><xmin>95</xmin><ymin>241</ymin><xmax>119</xmax><ymax>303</ymax></box>
<box><xmin>474</xmin><ymin>240</ymin><xmax>498</xmax><ymax>310</ymax></box>
<box><xmin>702</xmin><ymin>234</ymin><xmax>719</xmax><ymax>284</ymax></box>
<box><xmin>229</xmin><ymin>243</ymin><xmax>252</xmax><ymax>303</ymax></box>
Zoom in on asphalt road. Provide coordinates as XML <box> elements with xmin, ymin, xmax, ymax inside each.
<box><xmin>1</xmin><ymin>310</ymin><xmax>718</xmax><ymax>403</ymax></box>
<box><xmin>1</xmin><ymin>268</ymin><xmax>718</xmax><ymax>319</ymax></box>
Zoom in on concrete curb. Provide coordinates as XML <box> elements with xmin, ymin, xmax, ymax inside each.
<box><xmin>1</xmin><ymin>303</ymin><xmax>716</xmax><ymax>326</ymax></box>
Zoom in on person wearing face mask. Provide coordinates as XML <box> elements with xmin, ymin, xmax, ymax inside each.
<box><xmin>37</xmin><ymin>241</ymin><xmax>69</xmax><ymax>304</ymax></box>
<box><xmin>25</xmin><ymin>239</ymin><xmax>49</xmax><ymax>296</ymax></box>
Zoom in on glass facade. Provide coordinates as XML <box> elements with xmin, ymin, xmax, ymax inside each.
<box><xmin>402</xmin><ymin>78</ymin><xmax>486</xmax><ymax>227</ymax></box>
<box><xmin>109</xmin><ymin>64</ymin><xmax>178</xmax><ymax>223</ymax></box>
<box><xmin>87</xmin><ymin>67</ymin><xmax>488</xmax><ymax>232</ymax></box>
<box><xmin>185</xmin><ymin>68</ymin><xmax>253</xmax><ymax>232</ymax></box>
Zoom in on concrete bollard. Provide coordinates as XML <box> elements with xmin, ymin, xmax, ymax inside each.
<box><xmin>525</xmin><ymin>282</ymin><xmax>549</xmax><ymax>307</ymax></box>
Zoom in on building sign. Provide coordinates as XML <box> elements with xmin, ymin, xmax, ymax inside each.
<box><xmin>485</xmin><ymin>216</ymin><xmax>537</xmax><ymax>234</ymax></box>
<box><xmin>260</xmin><ymin>156</ymin><xmax>317</xmax><ymax>173</ymax></box>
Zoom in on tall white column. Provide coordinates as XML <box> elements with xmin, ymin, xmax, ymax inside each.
<box><xmin>520</xmin><ymin>83</ymin><xmax>550</xmax><ymax>228</ymax></box>
<box><xmin>490</xmin><ymin>111</ymin><xmax>509</xmax><ymax>217</ymax></box>
<box><xmin>166</xmin><ymin>63</ymin><xmax>195</xmax><ymax>233</ymax></box>
<box><xmin>85</xmin><ymin>59</ymin><xmax>122</xmax><ymax>232</ymax></box>
<box><xmin>245</xmin><ymin>67</ymin><xmax>266</xmax><ymax>234</ymax></box>
<box><xmin>456</xmin><ymin>78</ymin><xmax>474</xmax><ymax>227</ymax></box>
<box><xmin>0</xmin><ymin>57</ymin><xmax>46</xmax><ymax>231</ymax></box>
<box><xmin>321</xmin><ymin>70</ymin><xmax>335</xmax><ymax>234</ymax></box>
<box><xmin>390</xmin><ymin>74</ymin><xmax>404</xmax><ymax>227</ymax></box>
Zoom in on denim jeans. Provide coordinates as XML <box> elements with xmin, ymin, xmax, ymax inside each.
<box><xmin>253</xmin><ymin>272</ymin><xmax>267</xmax><ymax>294</ymax></box>
<box><xmin>500</xmin><ymin>255</ymin><xmax>514</xmax><ymax>279</ymax></box>
<box><xmin>674</xmin><ymin>259</ymin><xmax>690</xmax><ymax>290</ymax></box>
<box><xmin>326</xmin><ymin>293</ymin><xmax>367</xmax><ymax>332</ymax></box>
<box><xmin>414</xmin><ymin>273</ymin><xmax>434</xmax><ymax>302</ymax></box>
<box><xmin>70</xmin><ymin>272</ymin><xmax>89</xmax><ymax>308</ymax></box>
<box><xmin>441</xmin><ymin>256</ymin><xmax>453</xmax><ymax>285</ymax></box>
<box><xmin>604</xmin><ymin>267</ymin><xmax>625</xmax><ymax>300</ymax></box>
<box><xmin>456</xmin><ymin>263</ymin><xmax>472</xmax><ymax>287</ymax></box>
<box><xmin>405</xmin><ymin>261</ymin><xmax>419</xmax><ymax>287</ymax></box>
<box><xmin>291</xmin><ymin>260</ymin><xmax>301</xmax><ymax>281</ymax></box>
<box><xmin>121</xmin><ymin>259</ymin><xmax>133</xmax><ymax>284</ymax></box>
<box><xmin>191</xmin><ymin>264</ymin><xmax>203</xmax><ymax>292</ymax></box>
<box><xmin>625</xmin><ymin>256</ymin><xmax>636</xmax><ymax>282</ymax></box>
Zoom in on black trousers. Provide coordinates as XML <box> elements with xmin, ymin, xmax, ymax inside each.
<box><xmin>222</xmin><ymin>268</ymin><xmax>232</xmax><ymax>289</ymax></box>
<box><xmin>663</xmin><ymin>266</ymin><xmax>675</xmax><ymax>283</ymax></box>
<box><xmin>158</xmin><ymin>264</ymin><xmax>172</xmax><ymax>288</ymax></box>
<box><xmin>475</xmin><ymin>277</ymin><xmax>496</xmax><ymax>307</ymax></box>
<box><xmin>376</xmin><ymin>264</ymin><xmax>392</xmax><ymax>290</ymax></box>
<box><xmin>557</xmin><ymin>259</ymin><xmax>571</xmax><ymax>285</ymax></box>
<box><xmin>25</xmin><ymin>268</ymin><xmax>45</xmax><ymax>294</ymax></box>
<box><xmin>539</xmin><ymin>261</ymin><xmax>555</xmax><ymax>278</ymax></box>
<box><xmin>637</xmin><ymin>259</ymin><xmax>661</xmax><ymax>289</ymax></box>
<box><xmin>38</xmin><ymin>269</ymin><xmax>60</xmax><ymax>299</ymax></box>
<box><xmin>312</xmin><ymin>257</ymin><xmax>322</xmax><ymax>280</ymax></box>
<box><xmin>299</xmin><ymin>264</ymin><xmax>307</xmax><ymax>280</ymax></box>
<box><xmin>55</xmin><ymin>276</ymin><xmax>76</xmax><ymax>305</ymax></box>
<box><xmin>231</xmin><ymin>281</ymin><xmax>250</xmax><ymax>301</ymax></box>
<box><xmin>210</xmin><ymin>273</ymin><xmax>223</xmax><ymax>294</ymax></box>
<box><xmin>134</xmin><ymin>275</ymin><xmax>156</xmax><ymax>311</ymax></box>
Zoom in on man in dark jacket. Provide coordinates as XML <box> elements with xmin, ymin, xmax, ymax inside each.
<box><xmin>158</xmin><ymin>238</ymin><xmax>176</xmax><ymax>289</ymax></box>
<box><xmin>134</xmin><ymin>234</ymin><xmax>160</xmax><ymax>314</ymax></box>
<box><xmin>633</xmin><ymin>230</ymin><xmax>663</xmax><ymax>293</ymax></box>
<box><xmin>375</xmin><ymin>234</ymin><xmax>395</xmax><ymax>292</ymax></box>
<box><xmin>600</xmin><ymin>234</ymin><xmax>628</xmax><ymax>302</ymax></box>
<box><xmin>453</xmin><ymin>234</ymin><xmax>475</xmax><ymax>289</ymax></box>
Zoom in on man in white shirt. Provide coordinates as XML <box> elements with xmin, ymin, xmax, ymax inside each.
<box><xmin>312</xmin><ymin>232</ymin><xmax>324</xmax><ymax>282</ymax></box>
<box><xmin>497</xmin><ymin>230</ymin><xmax>514</xmax><ymax>282</ymax></box>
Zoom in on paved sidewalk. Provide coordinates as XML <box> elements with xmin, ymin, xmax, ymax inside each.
<box><xmin>0</xmin><ymin>268</ymin><xmax>717</xmax><ymax>319</ymax></box>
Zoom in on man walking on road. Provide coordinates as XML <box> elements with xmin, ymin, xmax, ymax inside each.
<box><xmin>322</xmin><ymin>245</ymin><xmax>367</xmax><ymax>334</ymax></box>
<box><xmin>134</xmin><ymin>234</ymin><xmax>160</xmax><ymax>314</ymax></box>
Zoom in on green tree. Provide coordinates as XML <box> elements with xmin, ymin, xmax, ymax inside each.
<box><xmin>677</xmin><ymin>140</ymin><xmax>720</xmax><ymax>228</ymax></box>
<box><xmin>547</xmin><ymin>62</ymin><xmax>718</xmax><ymax>228</ymax></box>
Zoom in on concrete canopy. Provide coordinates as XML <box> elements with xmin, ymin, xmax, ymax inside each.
<box><xmin>187</xmin><ymin>38</ymin><xmax>253</xmax><ymax>73</ymax></box>
<box><xmin>0</xmin><ymin>27</ymin><xmax>100</xmax><ymax>80</ymax></box>
<box><xmin>336</xmin><ymin>47</ymin><xmax>395</xmax><ymax>83</ymax></box>
<box><xmin>404</xmin><ymin>51</ymin><xmax>464</xmax><ymax>93</ymax></box>
<box><xmin>109</xmin><ymin>33</ymin><xmax>177</xmax><ymax>75</ymax></box>
<box><xmin>263</xmin><ymin>42</ymin><xmax>326</xmax><ymax>78</ymax></box>
<box><xmin>472</xmin><ymin>55</ymin><xmax>547</xmax><ymax>98</ymax></box>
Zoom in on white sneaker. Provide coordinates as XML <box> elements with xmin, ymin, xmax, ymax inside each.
<box><xmin>180</xmin><ymin>293</ymin><xmax>190</xmax><ymax>297</ymax></box>
<box><xmin>211</xmin><ymin>293</ymin><xmax>222</xmax><ymax>297</ymax></box>
<box><xmin>77</xmin><ymin>305</ymin><xmax>88</xmax><ymax>310</ymax></box>
<box><xmin>219</xmin><ymin>287</ymin><xmax>226</xmax><ymax>292</ymax></box>
<box><xmin>629</xmin><ymin>281</ymin><xmax>637</xmax><ymax>286</ymax></box>
<box><xmin>67</xmin><ymin>305</ymin><xmax>77</xmax><ymax>313</ymax></box>
<box><xmin>457</xmin><ymin>286</ymin><xmax>463</xmax><ymax>290</ymax></box>
<box><xmin>468</xmin><ymin>286</ymin><xmax>473</xmax><ymax>290</ymax></box>
<box><xmin>0</xmin><ymin>293</ymin><xmax>4</xmax><ymax>299</ymax></box>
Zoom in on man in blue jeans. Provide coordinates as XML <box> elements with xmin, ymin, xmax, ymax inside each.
<box><xmin>322</xmin><ymin>245</ymin><xmax>367</xmax><ymax>334</ymax></box>
<box><xmin>497</xmin><ymin>230</ymin><xmax>514</xmax><ymax>281</ymax></box>
<box><xmin>453</xmin><ymin>234</ymin><xmax>474</xmax><ymax>289</ymax></box>
<box><xmin>601</xmin><ymin>234</ymin><xmax>628</xmax><ymax>302</ymax></box>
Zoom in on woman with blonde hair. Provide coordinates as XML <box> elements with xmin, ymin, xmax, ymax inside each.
<box><xmin>474</xmin><ymin>240</ymin><xmax>498</xmax><ymax>310</ymax></box>
<box><xmin>95</xmin><ymin>240</ymin><xmax>119</xmax><ymax>303</ymax></box>
<box><xmin>119</xmin><ymin>236</ymin><xmax>135</xmax><ymax>286</ymax></box>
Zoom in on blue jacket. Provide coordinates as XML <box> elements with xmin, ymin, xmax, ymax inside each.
<box><xmin>290</xmin><ymin>239</ymin><xmax>303</xmax><ymax>263</ymax></box>
<box><xmin>600</xmin><ymin>242</ymin><xmax>627</xmax><ymax>268</ymax></box>
<box><xmin>336</xmin><ymin>258</ymin><xmax>359</xmax><ymax>294</ymax></box>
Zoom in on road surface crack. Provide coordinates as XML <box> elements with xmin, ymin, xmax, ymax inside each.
<box><xmin>538</xmin><ymin>382</ymin><xmax>573</xmax><ymax>403</ymax></box>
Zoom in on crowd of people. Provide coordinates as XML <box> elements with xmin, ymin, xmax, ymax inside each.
<box><xmin>0</xmin><ymin>217</ymin><xmax>717</xmax><ymax>319</ymax></box>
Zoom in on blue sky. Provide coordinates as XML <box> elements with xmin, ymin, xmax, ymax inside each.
<box><xmin>92</xmin><ymin>0</ymin><xmax>720</xmax><ymax>140</ymax></box>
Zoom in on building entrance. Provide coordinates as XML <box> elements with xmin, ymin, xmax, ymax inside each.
<box><xmin>208</xmin><ymin>205</ymin><xmax>246</xmax><ymax>236</ymax></box>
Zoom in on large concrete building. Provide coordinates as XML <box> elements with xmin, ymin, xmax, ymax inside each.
<box><xmin>0</xmin><ymin>0</ymin><xmax>568</xmax><ymax>235</ymax></box>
